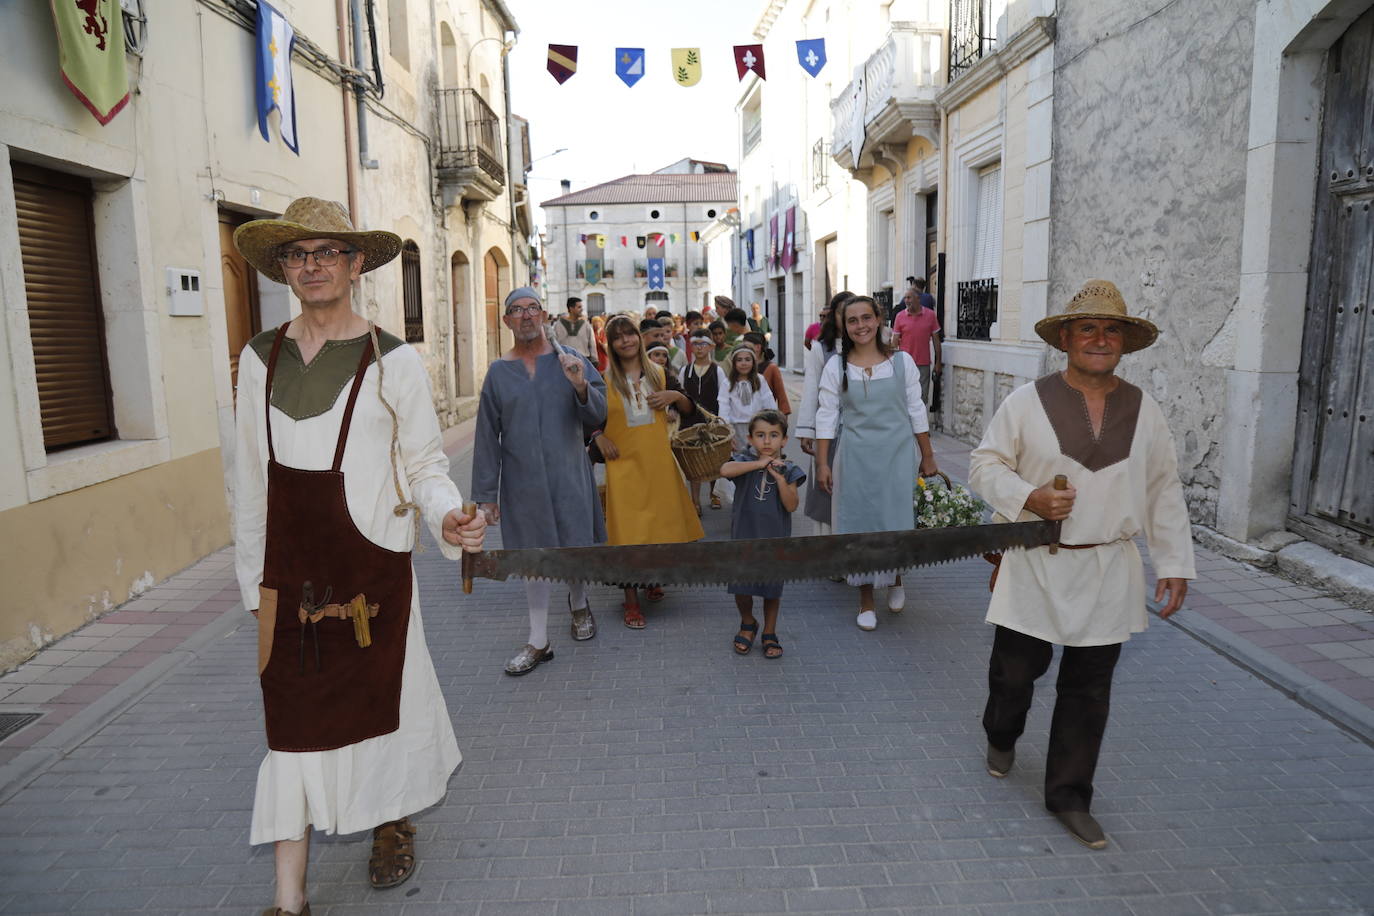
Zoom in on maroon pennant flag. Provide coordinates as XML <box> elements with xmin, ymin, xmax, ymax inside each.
<box><xmin>547</xmin><ymin>44</ymin><xmax>577</xmax><ymax>84</ymax></box>
<box><xmin>733</xmin><ymin>44</ymin><xmax>765</xmax><ymax>81</ymax></box>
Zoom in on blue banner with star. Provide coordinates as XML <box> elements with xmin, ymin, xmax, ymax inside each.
<box><xmin>647</xmin><ymin>258</ymin><xmax>665</xmax><ymax>290</ymax></box>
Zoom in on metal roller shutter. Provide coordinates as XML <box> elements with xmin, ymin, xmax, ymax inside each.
<box><xmin>12</xmin><ymin>163</ymin><xmax>115</xmax><ymax>450</ymax></box>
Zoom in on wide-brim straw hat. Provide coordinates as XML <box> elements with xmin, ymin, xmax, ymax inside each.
<box><xmin>1034</xmin><ymin>279</ymin><xmax>1159</xmax><ymax>353</ymax></box>
<box><xmin>233</xmin><ymin>197</ymin><xmax>403</xmax><ymax>285</ymax></box>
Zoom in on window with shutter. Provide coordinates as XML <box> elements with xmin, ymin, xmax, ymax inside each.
<box><xmin>12</xmin><ymin>163</ymin><xmax>116</xmax><ymax>451</ymax></box>
<box><xmin>402</xmin><ymin>240</ymin><xmax>423</xmax><ymax>342</ymax></box>
<box><xmin>972</xmin><ymin>163</ymin><xmax>1002</xmax><ymax>280</ymax></box>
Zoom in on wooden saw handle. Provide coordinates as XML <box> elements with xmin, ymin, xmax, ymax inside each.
<box><xmin>1048</xmin><ymin>475</ymin><xmax>1068</xmax><ymax>555</ymax></box>
<box><xmin>461</xmin><ymin>502</ymin><xmax>477</xmax><ymax>594</ymax></box>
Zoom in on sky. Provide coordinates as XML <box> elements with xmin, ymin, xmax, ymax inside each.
<box><xmin>505</xmin><ymin>0</ymin><xmax>762</xmax><ymax>214</ymax></box>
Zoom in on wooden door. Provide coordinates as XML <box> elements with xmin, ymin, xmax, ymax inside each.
<box><xmin>484</xmin><ymin>252</ymin><xmax>500</xmax><ymax>363</ymax></box>
<box><xmin>219</xmin><ymin>214</ymin><xmax>260</xmax><ymax>400</ymax></box>
<box><xmin>1292</xmin><ymin>5</ymin><xmax>1374</xmax><ymax>558</ymax></box>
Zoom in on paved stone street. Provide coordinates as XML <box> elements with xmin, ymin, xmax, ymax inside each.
<box><xmin>1</xmin><ymin>425</ymin><xmax>1373</xmax><ymax>915</ymax></box>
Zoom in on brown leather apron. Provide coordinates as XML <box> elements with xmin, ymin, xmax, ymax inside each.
<box><xmin>257</xmin><ymin>325</ymin><xmax>413</xmax><ymax>752</ymax></box>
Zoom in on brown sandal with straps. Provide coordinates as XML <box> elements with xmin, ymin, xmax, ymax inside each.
<box><xmin>368</xmin><ymin>817</ymin><xmax>417</xmax><ymax>889</ymax></box>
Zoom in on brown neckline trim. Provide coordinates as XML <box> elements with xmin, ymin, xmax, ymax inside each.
<box><xmin>1034</xmin><ymin>372</ymin><xmax>1142</xmax><ymax>472</ymax></box>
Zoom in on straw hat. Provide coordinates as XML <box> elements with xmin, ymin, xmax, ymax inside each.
<box><xmin>1034</xmin><ymin>279</ymin><xmax>1159</xmax><ymax>353</ymax></box>
<box><xmin>233</xmin><ymin>197</ymin><xmax>403</xmax><ymax>285</ymax></box>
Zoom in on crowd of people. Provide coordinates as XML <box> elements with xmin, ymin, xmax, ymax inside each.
<box><xmin>229</xmin><ymin>198</ymin><xmax>1195</xmax><ymax>915</ymax></box>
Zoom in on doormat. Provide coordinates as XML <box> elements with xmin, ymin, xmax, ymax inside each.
<box><xmin>0</xmin><ymin>713</ymin><xmax>41</xmax><ymax>744</ymax></box>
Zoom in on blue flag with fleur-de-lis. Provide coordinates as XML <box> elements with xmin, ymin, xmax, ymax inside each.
<box><xmin>648</xmin><ymin>258</ymin><xmax>665</xmax><ymax>290</ymax></box>
<box><xmin>796</xmin><ymin>38</ymin><xmax>826</xmax><ymax>78</ymax></box>
<box><xmin>256</xmin><ymin>0</ymin><xmax>298</xmax><ymax>152</ymax></box>
<box><xmin>615</xmin><ymin>48</ymin><xmax>645</xmax><ymax>87</ymax></box>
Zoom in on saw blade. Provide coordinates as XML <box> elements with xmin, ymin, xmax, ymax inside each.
<box><xmin>463</xmin><ymin>521</ymin><xmax>1056</xmax><ymax>587</ymax></box>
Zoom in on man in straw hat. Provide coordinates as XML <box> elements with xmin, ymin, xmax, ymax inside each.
<box><xmin>470</xmin><ymin>286</ymin><xmax>607</xmax><ymax>676</ymax></box>
<box><xmin>968</xmin><ymin>279</ymin><xmax>1194</xmax><ymax>850</ymax></box>
<box><xmin>232</xmin><ymin>197</ymin><xmax>487</xmax><ymax>915</ymax></box>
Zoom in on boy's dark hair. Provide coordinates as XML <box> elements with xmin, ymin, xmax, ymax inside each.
<box><xmin>690</xmin><ymin>328</ymin><xmax>713</xmax><ymax>340</ymax></box>
<box><xmin>749</xmin><ymin>409</ymin><xmax>788</xmax><ymax>436</ymax></box>
<box><xmin>708</xmin><ymin>320</ymin><xmax>726</xmax><ymax>332</ymax></box>
<box><xmin>639</xmin><ymin>318</ymin><xmax>663</xmax><ymax>332</ymax></box>
<box><xmin>656</xmin><ymin>310</ymin><xmax>672</xmax><ymax>320</ymax></box>
<box><xmin>685</xmin><ymin>310</ymin><xmax>703</xmax><ymax>323</ymax></box>
<box><xmin>566</xmin><ymin>297</ymin><xmax>582</xmax><ymax>308</ymax></box>
<box><xmin>724</xmin><ymin>308</ymin><xmax>749</xmax><ymax>327</ymax></box>
<box><xmin>911</xmin><ymin>277</ymin><xmax>927</xmax><ymax>291</ymax></box>
<box><xmin>742</xmin><ymin>331</ymin><xmax>766</xmax><ymax>348</ymax></box>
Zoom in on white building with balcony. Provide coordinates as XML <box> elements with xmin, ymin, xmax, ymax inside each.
<box><xmin>541</xmin><ymin>164</ymin><xmax>737</xmax><ymax>318</ymax></box>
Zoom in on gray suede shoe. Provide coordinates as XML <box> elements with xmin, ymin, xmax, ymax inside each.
<box><xmin>1054</xmin><ymin>810</ymin><xmax>1108</xmax><ymax>849</ymax></box>
<box><xmin>504</xmin><ymin>643</ymin><xmax>553</xmax><ymax>676</ymax></box>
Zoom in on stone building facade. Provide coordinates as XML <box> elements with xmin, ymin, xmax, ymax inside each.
<box><xmin>540</xmin><ymin>164</ymin><xmax>737</xmax><ymax>318</ymax></box>
<box><xmin>0</xmin><ymin>0</ymin><xmax>532</xmax><ymax>667</ymax></box>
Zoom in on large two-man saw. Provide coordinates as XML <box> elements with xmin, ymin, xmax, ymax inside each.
<box><xmin>461</xmin><ymin>520</ymin><xmax>1056</xmax><ymax>591</ymax></box>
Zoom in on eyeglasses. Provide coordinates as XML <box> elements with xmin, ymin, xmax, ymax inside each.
<box><xmin>505</xmin><ymin>304</ymin><xmax>543</xmax><ymax>317</ymax></box>
<box><xmin>277</xmin><ymin>247</ymin><xmax>356</xmax><ymax>268</ymax></box>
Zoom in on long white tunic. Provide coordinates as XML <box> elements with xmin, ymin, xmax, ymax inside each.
<box><xmin>968</xmin><ymin>375</ymin><xmax>1196</xmax><ymax>647</ymax></box>
<box><xmin>235</xmin><ymin>334</ymin><xmax>464</xmax><ymax>844</ymax></box>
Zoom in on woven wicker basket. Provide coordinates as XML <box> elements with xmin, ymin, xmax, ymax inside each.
<box><xmin>670</xmin><ymin>411</ymin><xmax>735</xmax><ymax>482</ymax></box>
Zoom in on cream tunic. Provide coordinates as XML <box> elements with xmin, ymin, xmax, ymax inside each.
<box><xmin>235</xmin><ymin>336</ymin><xmax>464</xmax><ymax>843</ymax></box>
<box><xmin>968</xmin><ymin>376</ymin><xmax>1195</xmax><ymax>647</ymax></box>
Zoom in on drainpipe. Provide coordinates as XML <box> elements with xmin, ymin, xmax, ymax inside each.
<box><xmin>502</xmin><ymin>43</ymin><xmax>521</xmax><ymax>287</ymax></box>
<box><xmin>560</xmin><ymin>179</ymin><xmax>571</xmax><ymax>305</ymax></box>
<box><xmin>350</xmin><ymin>0</ymin><xmax>379</xmax><ymax>174</ymax></box>
<box><xmin>334</xmin><ymin>0</ymin><xmax>359</xmax><ymax>221</ymax></box>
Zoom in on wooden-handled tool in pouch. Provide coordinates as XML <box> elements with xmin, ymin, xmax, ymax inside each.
<box><xmin>1048</xmin><ymin>474</ymin><xmax>1068</xmax><ymax>555</ymax></box>
<box><xmin>461</xmin><ymin>502</ymin><xmax>477</xmax><ymax>594</ymax></box>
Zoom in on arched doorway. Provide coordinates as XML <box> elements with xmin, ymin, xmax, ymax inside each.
<box><xmin>483</xmin><ymin>247</ymin><xmax>510</xmax><ymax>364</ymax></box>
<box><xmin>451</xmin><ymin>251</ymin><xmax>471</xmax><ymax>396</ymax></box>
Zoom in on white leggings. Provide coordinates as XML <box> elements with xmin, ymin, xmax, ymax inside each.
<box><xmin>524</xmin><ymin>580</ymin><xmax>588</xmax><ymax>648</ymax></box>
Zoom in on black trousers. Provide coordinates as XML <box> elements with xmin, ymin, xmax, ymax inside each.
<box><xmin>982</xmin><ymin>625</ymin><xmax>1122</xmax><ymax>813</ymax></box>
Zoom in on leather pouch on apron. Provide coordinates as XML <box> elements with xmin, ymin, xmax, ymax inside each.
<box><xmin>257</xmin><ymin>585</ymin><xmax>278</xmax><ymax>675</ymax></box>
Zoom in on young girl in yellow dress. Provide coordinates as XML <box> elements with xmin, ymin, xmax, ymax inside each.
<box><xmin>592</xmin><ymin>315</ymin><xmax>705</xmax><ymax>627</ymax></box>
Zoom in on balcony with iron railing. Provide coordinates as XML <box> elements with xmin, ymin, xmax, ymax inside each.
<box><xmin>949</xmin><ymin>0</ymin><xmax>997</xmax><ymax>81</ymax></box>
<box><xmin>831</xmin><ymin>22</ymin><xmax>944</xmax><ymax>174</ymax></box>
<box><xmin>435</xmin><ymin>88</ymin><xmax>506</xmax><ymax>205</ymax></box>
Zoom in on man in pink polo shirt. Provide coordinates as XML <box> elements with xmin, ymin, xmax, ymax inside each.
<box><xmin>892</xmin><ymin>280</ymin><xmax>942</xmax><ymax>404</ymax></box>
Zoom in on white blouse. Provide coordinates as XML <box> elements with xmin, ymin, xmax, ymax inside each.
<box><xmin>814</xmin><ymin>351</ymin><xmax>929</xmax><ymax>439</ymax></box>
<box><xmin>719</xmin><ymin>376</ymin><xmax>778</xmax><ymax>424</ymax></box>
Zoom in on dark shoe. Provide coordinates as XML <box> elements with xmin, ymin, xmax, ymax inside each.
<box><xmin>760</xmin><ymin>633</ymin><xmax>783</xmax><ymax>659</ymax></box>
<box><xmin>570</xmin><ymin>598</ymin><xmax>596</xmax><ymax>641</ymax></box>
<box><xmin>986</xmin><ymin>744</ymin><xmax>1014</xmax><ymax>778</ymax></box>
<box><xmin>368</xmin><ymin>817</ymin><xmax>417</xmax><ymax>888</ymax></box>
<box><xmin>504</xmin><ymin>643</ymin><xmax>554</xmax><ymax>676</ymax></box>
<box><xmin>1054</xmin><ymin>810</ymin><xmax>1107</xmax><ymax>849</ymax></box>
<box><xmin>260</xmin><ymin>907</ymin><xmax>311</xmax><ymax>916</ymax></box>
<box><xmin>733</xmin><ymin>620</ymin><xmax>759</xmax><ymax>655</ymax></box>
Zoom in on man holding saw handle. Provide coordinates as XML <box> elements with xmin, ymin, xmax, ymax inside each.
<box><xmin>969</xmin><ymin>279</ymin><xmax>1195</xmax><ymax>850</ymax></box>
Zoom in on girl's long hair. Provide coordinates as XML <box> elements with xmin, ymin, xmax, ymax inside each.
<box><xmin>603</xmin><ymin>314</ymin><xmax>664</xmax><ymax>402</ymax></box>
<box><xmin>819</xmin><ymin>290</ymin><xmax>853</xmax><ymax>351</ymax></box>
<box><xmin>836</xmin><ymin>296</ymin><xmax>891</xmax><ymax>391</ymax></box>
<box><xmin>726</xmin><ymin>345</ymin><xmax>762</xmax><ymax>392</ymax></box>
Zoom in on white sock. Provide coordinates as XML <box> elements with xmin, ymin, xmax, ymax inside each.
<box><xmin>525</xmin><ymin>579</ymin><xmax>551</xmax><ymax>648</ymax></box>
<box><xmin>568</xmin><ymin>582</ymin><xmax>588</xmax><ymax>612</ymax></box>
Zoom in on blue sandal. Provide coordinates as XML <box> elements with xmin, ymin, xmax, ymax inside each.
<box><xmin>760</xmin><ymin>633</ymin><xmax>783</xmax><ymax>659</ymax></box>
<box><xmin>733</xmin><ymin>621</ymin><xmax>759</xmax><ymax>655</ymax></box>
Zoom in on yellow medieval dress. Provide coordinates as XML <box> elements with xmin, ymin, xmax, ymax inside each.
<box><xmin>603</xmin><ymin>375</ymin><xmax>705</xmax><ymax>546</ymax></box>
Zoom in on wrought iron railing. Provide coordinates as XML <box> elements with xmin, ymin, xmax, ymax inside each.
<box><xmin>949</xmin><ymin>0</ymin><xmax>996</xmax><ymax>81</ymax></box>
<box><xmin>956</xmin><ymin>279</ymin><xmax>998</xmax><ymax>340</ymax></box>
<box><xmin>435</xmin><ymin>88</ymin><xmax>505</xmax><ymax>186</ymax></box>
<box><xmin>872</xmin><ymin>288</ymin><xmax>894</xmax><ymax>320</ymax></box>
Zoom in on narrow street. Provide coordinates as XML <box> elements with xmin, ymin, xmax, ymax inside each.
<box><xmin>1</xmin><ymin>408</ymin><xmax>1372</xmax><ymax>915</ymax></box>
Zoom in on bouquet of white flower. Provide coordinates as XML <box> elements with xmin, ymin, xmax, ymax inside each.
<box><xmin>913</xmin><ymin>471</ymin><xmax>988</xmax><ymax>529</ymax></box>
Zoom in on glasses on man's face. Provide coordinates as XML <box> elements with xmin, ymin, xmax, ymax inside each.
<box><xmin>505</xmin><ymin>304</ymin><xmax>543</xmax><ymax>317</ymax></box>
<box><xmin>277</xmin><ymin>247</ymin><xmax>356</xmax><ymax>269</ymax></box>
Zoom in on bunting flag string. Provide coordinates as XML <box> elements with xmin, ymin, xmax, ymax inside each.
<box><xmin>547</xmin><ymin>39</ymin><xmax>823</xmax><ymax>85</ymax></box>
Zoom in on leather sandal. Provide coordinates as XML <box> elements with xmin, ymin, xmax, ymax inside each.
<box><xmin>623</xmin><ymin>602</ymin><xmax>646</xmax><ymax>629</ymax></box>
<box><xmin>260</xmin><ymin>907</ymin><xmax>311</xmax><ymax>916</ymax></box>
<box><xmin>733</xmin><ymin>621</ymin><xmax>758</xmax><ymax>654</ymax></box>
<box><xmin>369</xmin><ymin>817</ymin><xmax>417</xmax><ymax>889</ymax></box>
<box><xmin>760</xmin><ymin>633</ymin><xmax>783</xmax><ymax>659</ymax></box>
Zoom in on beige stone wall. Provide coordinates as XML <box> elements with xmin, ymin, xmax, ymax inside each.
<box><xmin>0</xmin><ymin>448</ymin><xmax>230</xmax><ymax>670</ymax></box>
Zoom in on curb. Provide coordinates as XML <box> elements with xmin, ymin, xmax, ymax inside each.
<box><xmin>1156</xmin><ymin>599</ymin><xmax>1374</xmax><ymax>747</ymax></box>
<box><xmin>0</xmin><ymin>603</ymin><xmax>249</xmax><ymax>803</ymax></box>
